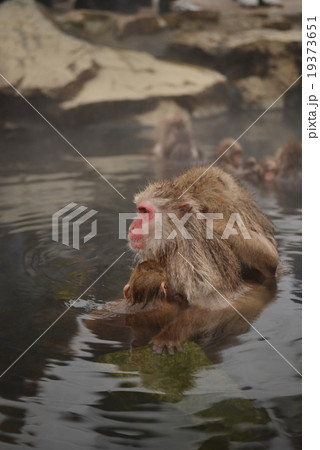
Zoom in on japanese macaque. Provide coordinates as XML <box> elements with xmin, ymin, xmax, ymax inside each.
<box><xmin>245</xmin><ymin>156</ymin><xmax>258</xmax><ymax>171</ymax></box>
<box><xmin>129</xmin><ymin>165</ymin><xmax>279</xmax><ymax>301</ymax></box>
<box><xmin>127</xmin><ymin>166</ymin><xmax>278</xmax><ymax>353</ymax></box>
<box><xmin>123</xmin><ymin>260</ymin><xmax>189</xmax><ymax>353</ymax></box>
<box><xmin>153</xmin><ymin>113</ymin><xmax>203</xmax><ymax>161</ymax></box>
<box><xmin>123</xmin><ymin>260</ymin><xmax>187</xmax><ymax>309</ymax></box>
<box><xmin>241</xmin><ymin>156</ymin><xmax>260</xmax><ymax>184</ymax></box>
<box><xmin>258</xmin><ymin>155</ymin><xmax>278</xmax><ymax>183</ymax></box>
<box><xmin>242</xmin><ymin>141</ymin><xmax>302</xmax><ymax>189</ymax></box>
<box><xmin>275</xmin><ymin>141</ymin><xmax>302</xmax><ymax>181</ymax></box>
<box><xmin>214</xmin><ymin>138</ymin><xmax>244</xmax><ymax>174</ymax></box>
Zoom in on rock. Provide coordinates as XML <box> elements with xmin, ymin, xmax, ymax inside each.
<box><xmin>284</xmin><ymin>10</ymin><xmax>302</xmax><ymax>24</ymax></box>
<box><xmin>115</xmin><ymin>13</ymin><xmax>167</xmax><ymax>38</ymax></box>
<box><xmin>97</xmin><ymin>342</ymin><xmax>212</xmax><ymax>403</ymax></box>
<box><xmin>171</xmin><ymin>28</ymin><xmax>301</xmax><ymax>69</ymax></box>
<box><xmin>160</xmin><ymin>12</ymin><xmax>182</xmax><ymax>28</ymax></box>
<box><xmin>177</xmin><ymin>9</ymin><xmax>219</xmax><ymax>22</ymax></box>
<box><xmin>0</xmin><ymin>0</ymin><xmax>228</xmax><ymax>117</ymax></box>
<box><xmin>57</xmin><ymin>9</ymin><xmax>115</xmax><ymax>37</ymax></box>
<box><xmin>170</xmin><ymin>28</ymin><xmax>301</xmax><ymax>109</ymax></box>
<box><xmin>60</xmin><ymin>50</ymin><xmax>227</xmax><ymax>113</ymax></box>
<box><xmin>157</xmin><ymin>10</ymin><xmax>220</xmax><ymax>35</ymax></box>
<box><xmin>74</xmin><ymin>0</ymin><xmax>142</xmax><ymax>14</ymax></box>
<box><xmin>171</xmin><ymin>30</ymin><xmax>221</xmax><ymax>61</ymax></box>
<box><xmin>235</xmin><ymin>76</ymin><xmax>287</xmax><ymax>110</ymax></box>
<box><xmin>63</xmin><ymin>9</ymin><xmax>87</xmax><ymax>25</ymax></box>
<box><xmin>0</xmin><ymin>0</ymin><xmax>98</xmax><ymax>98</ymax></box>
<box><xmin>264</xmin><ymin>18</ymin><xmax>292</xmax><ymax>31</ymax></box>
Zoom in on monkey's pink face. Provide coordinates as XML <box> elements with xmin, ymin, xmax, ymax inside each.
<box><xmin>129</xmin><ymin>202</ymin><xmax>155</xmax><ymax>250</ymax></box>
<box><xmin>264</xmin><ymin>165</ymin><xmax>277</xmax><ymax>182</ymax></box>
<box><xmin>232</xmin><ymin>151</ymin><xmax>243</xmax><ymax>168</ymax></box>
<box><xmin>264</xmin><ymin>169</ymin><xmax>277</xmax><ymax>182</ymax></box>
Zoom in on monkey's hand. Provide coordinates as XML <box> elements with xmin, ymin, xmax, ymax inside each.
<box><xmin>150</xmin><ymin>306</ymin><xmax>209</xmax><ymax>355</ymax></box>
<box><xmin>150</xmin><ymin>332</ymin><xmax>183</xmax><ymax>356</ymax></box>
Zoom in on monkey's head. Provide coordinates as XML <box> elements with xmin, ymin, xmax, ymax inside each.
<box><xmin>244</xmin><ymin>156</ymin><xmax>258</xmax><ymax>170</ymax></box>
<box><xmin>215</xmin><ymin>138</ymin><xmax>243</xmax><ymax>168</ymax></box>
<box><xmin>259</xmin><ymin>156</ymin><xmax>278</xmax><ymax>182</ymax></box>
<box><xmin>123</xmin><ymin>261</ymin><xmax>168</xmax><ymax>306</ymax></box>
<box><xmin>163</xmin><ymin>112</ymin><xmax>191</xmax><ymax>139</ymax></box>
<box><xmin>129</xmin><ymin>179</ymin><xmax>203</xmax><ymax>255</ymax></box>
<box><xmin>166</xmin><ymin>112</ymin><xmax>186</xmax><ymax>127</ymax></box>
<box><xmin>129</xmin><ymin>167</ymin><xmax>233</xmax><ymax>255</ymax></box>
<box><xmin>276</xmin><ymin>141</ymin><xmax>302</xmax><ymax>174</ymax></box>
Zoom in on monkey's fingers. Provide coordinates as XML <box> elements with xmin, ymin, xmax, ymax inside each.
<box><xmin>151</xmin><ymin>341</ymin><xmax>165</xmax><ymax>355</ymax></box>
<box><xmin>151</xmin><ymin>338</ymin><xmax>184</xmax><ymax>355</ymax></box>
<box><xmin>175</xmin><ymin>342</ymin><xmax>184</xmax><ymax>353</ymax></box>
<box><xmin>150</xmin><ymin>335</ymin><xmax>166</xmax><ymax>354</ymax></box>
<box><xmin>167</xmin><ymin>341</ymin><xmax>184</xmax><ymax>355</ymax></box>
<box><xmin>167</xmin><ymin>344</ymin><xmax>175</xmax><ymax>356</ymax></box>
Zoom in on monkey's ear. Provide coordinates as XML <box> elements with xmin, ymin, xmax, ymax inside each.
<box><xmin>160</xmin><ymin>281</ymin><xmax>168</xmax><ymax>297</ymax></box>
<box><xmin>178</xmin><ymin>203</ymin><xmax>192</xmax><ymax>214</ymax></box>
<box><xmin>123</xmin><ymin>284</ymin><xmax>131</xmax><ymax>300</ymax></box>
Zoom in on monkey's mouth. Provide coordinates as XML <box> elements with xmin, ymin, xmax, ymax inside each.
<box><xmin>128</xmin><ymin>230</ymin><xmax>144</xmax><ymax>249</ymax></box>
<box><xmin>130</xmin><ymin>239</ymin><xmax>144</xmax><ymax>249</ymax></box>
<box><xmin>265</xmin><ymin>170</ymin><xmax>276</xmax><ymax>181</ymax></box>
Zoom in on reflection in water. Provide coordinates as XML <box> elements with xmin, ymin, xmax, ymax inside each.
<box><xmin>84</xmin><ymin>279</ymin><xmax>277</xmax><ymax>363</ymax></box>
<box><xmin>0</xmin><ymin>111</ymin><xmax>301</xmax><ymax>449</ymax></box>
<box><xmin>93</xmin><ymin>344</ymin><xmax>277</xmax><ymax>449</ymax></box>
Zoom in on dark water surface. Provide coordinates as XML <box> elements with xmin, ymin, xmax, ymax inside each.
<box><xmin>0</xmin><ymin>109</ymin><xmax>301</xmax><ymax>449</ymax></box>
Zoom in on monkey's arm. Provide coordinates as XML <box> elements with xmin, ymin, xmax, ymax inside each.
<box><xmin>215</xmin><ymin>220</ymin><xmax>279</xmax><ymax>278</ymax></box>
<box><xmin>230</xmin><ymin>232</ymin><xmax>279</xmax><ymax>278</ymax></box>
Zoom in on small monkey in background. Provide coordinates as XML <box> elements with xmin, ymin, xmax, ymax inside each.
<box><xmin>241</xmin><ymin>156</ymin><xmax>260</xmax><ymax>184</ymax></box>
<box><xmin>242</xmin><ymin>141</ymin><xmax>302</xmax><ymax>189</ymax></box>
<box><xmin>258</xmin><ymin>155</ymin><xmax>278</xmax><ymax>183</ymax></box>
<box><xmin>244</xmin><ymin>156</ymin><xmax>258</xmax><ymax>171</ymax></box>
<box><xmin>153</xmin><ymin>112</ymin><xmax>203</xmax><ymax>161</ymax></box>
<box><xmin>214</xmin><ymin>138</ymin><xmax>244</xmax><ymax>175</ymax></box>
<box><xmin>275</xmin><ymin>141</ymin><xmax>302</xmax><ymax>182</ymax></box>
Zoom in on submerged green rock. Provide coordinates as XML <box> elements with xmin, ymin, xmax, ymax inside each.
<box><xmin>97</xmin><ymin>342</ymin><xmax>212</xmax><ymax>402</ymax></box>
<box><xmin>97</xmin><ymin>344</ymin><xmax>277</xmax><ymax>445</ymax></box>
<box><xmin>195</xmin><ymin>397</ymin><xmax>276</xmax><ymax>443</ymax></box>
